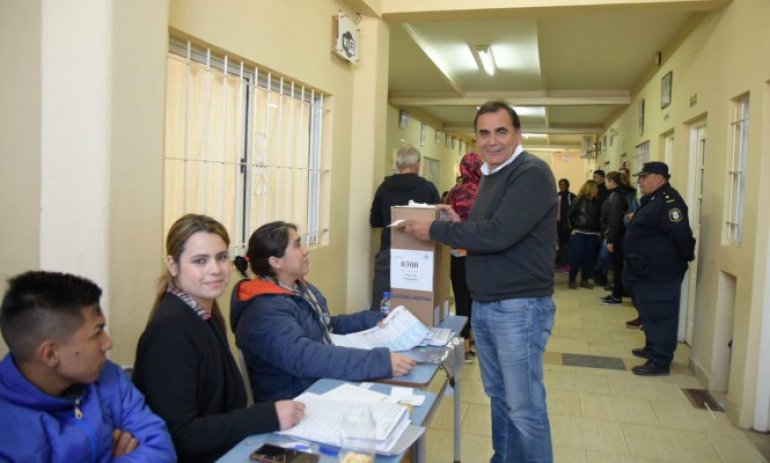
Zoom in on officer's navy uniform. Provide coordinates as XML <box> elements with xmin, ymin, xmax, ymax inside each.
<box><xmin>623</xmin><ymin>163</ymin><xmax>695</xmax><ymax>374</ymax></box>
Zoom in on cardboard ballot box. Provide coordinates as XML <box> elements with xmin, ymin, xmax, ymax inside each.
<box><xmin>390</xmin><ymin>205</ymin><xmax>450</xmax><ymax>327</ymax></box>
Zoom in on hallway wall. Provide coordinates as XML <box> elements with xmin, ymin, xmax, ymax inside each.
<box><xmin>596</xmin><ymin>0</ymin><xmax>770</xmax><ymax>427</ymax></box>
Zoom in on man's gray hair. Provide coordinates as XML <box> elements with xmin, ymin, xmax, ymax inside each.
<box><xmin>396</xmin><ymin>144</ymin><xmax>421</xmax><ymax>169</ymax></box>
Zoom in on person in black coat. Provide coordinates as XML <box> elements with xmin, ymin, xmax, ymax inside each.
<box><xmin>555</xmin><ymin>178</ymin><xmax>576</xmax><ymax>271</ymax></box>
<box><xmin>623</xmin><ymin>163</ymin><xmax>695</xmax><ymax>376</ymax></box>
<box><xmin>568</xmin><ymin>180</ymin><xmax>602</xmax><ymax>289</ymax></box>
<box><xmin>133</xmin><ymin>214</ymin><xmax>305</xmax><ymax>462</ymax></box>
<box><xmin>599</xmin><ymin>171</ymin><xmax>637</xmax><ymax>304</ymax></box>
<box><xmin>369</xmin><ymin>144</ymin><xmax>440</xmax><ymax>310</ymax></box>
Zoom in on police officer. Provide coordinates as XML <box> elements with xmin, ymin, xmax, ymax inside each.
<box><xmin>623</xmin><ymin>161</ymin><xmax>695</xmax><ymax>376</ymax></box>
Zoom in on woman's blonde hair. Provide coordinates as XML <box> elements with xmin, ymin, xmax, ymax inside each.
<box><xmin>149</xmin><ymin>214</ymin><xmax>230</xmax><ymax>329</ymax></box>
<box><xmin>576</xmin><ymin>179</ymin><xmax>598</xmax><ymax>199</ymax></box>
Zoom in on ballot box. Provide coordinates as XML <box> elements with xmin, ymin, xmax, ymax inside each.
<box><xmin>390</xmin><ymin>205</ymin><xmax>450</xmax><ymax>327</ymax></box>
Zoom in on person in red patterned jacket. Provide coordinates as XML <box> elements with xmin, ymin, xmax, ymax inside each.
<box><xmin>446</xmin><ymin>152</ymin><xmax>483</xmax><ymax>362</ymax></box>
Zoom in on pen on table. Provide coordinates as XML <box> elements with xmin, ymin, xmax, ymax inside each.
<box><xmin>318</xmin><ymin>445</ymin><xmax>339</xmax><ymax>456</ymax></box>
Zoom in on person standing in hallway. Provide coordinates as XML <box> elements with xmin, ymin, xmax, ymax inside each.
<box><xmin>369</xmin><ymin>144</ymin><xmax>440</xmax><ymax>311</ymax></box>
<box><xmin>446</xmin><ymin>152</ymin><xmax>483</xmax><ymax>362</ymax></box>
<box><xmin>568</xmin><ymin>180</ymin><xmax>602</xmax><ymax>289</ymax></box>
<box><xmin>593</xmin><ymin>169</ymin><xmax>611</xmax><ymax>287</ymax></box>
<box><xmin>555</xmin><ymin>178</ymin><xmax>576</xmax><ymax>272</ymax></box>
<box><xmin>599</xmin><ymin>171</ymin><xmax>637</xmax><ymax>304</ymax></box>
<box><xmin>401</xmin><ymin>100</ymin><xmax>557</xmax><ymax>463</ymax></box>
<box><xmin>624</xmin><ymin>162</ymin><xmax>695</xmax><ymax>376</ymax></box>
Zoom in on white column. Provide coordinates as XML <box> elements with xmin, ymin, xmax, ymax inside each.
<box><xmin>39</xmin><ymin>0</ymin><xmax>112</xmax><ymax>294</ymax></box>
<box><xmin>753</xmin><ymin>219</ymin><xmax>770</xmax><ymax>432</ymax></box>
<box><xmin>346</xmin><ymin>17</ymin><xmax>390</xmax><ymax>311</ymax></box>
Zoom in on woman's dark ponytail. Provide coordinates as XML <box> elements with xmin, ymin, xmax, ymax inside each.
<box><xmin>233</xmin><ymin>255</ymin><xmax>250</xmax><ymax>278</ymax></box>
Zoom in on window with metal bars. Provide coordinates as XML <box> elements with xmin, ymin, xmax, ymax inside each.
<box><xmin>634</xmin><ymin>141</ymin><xmax>650</xmax><ymax>174</ymax></box>
<box><xmin>163</xmin><ymin>39</ymin><xmax>330</xmax><ymax>253</ymax></box>
<box><xmin>725</xmin><ymin>94</ymin><xmax>749</xmax><ymax>244</ymax></box>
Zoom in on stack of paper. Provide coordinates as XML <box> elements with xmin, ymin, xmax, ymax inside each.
<box><xmin>330</xmin><ymin>306</ymin><xmax>443</xmax><ymax>352</ymax></box>
<box><xmin>279</xmin><ymin>385</ymin><xmax>423</xmax><ymax>455</ymax></box>
<box><xmin>423</xmin><ymin>327</ymin><xmax>452</xmax><ymax>346</ymax></box>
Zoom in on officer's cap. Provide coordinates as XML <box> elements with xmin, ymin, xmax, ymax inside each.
<box><xmin>634</xmin><ymin>161</ymin><xmax>670</xmax><ymax>179</ymax></box>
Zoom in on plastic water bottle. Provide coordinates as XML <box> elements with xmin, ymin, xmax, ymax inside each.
<box><xmin>380</xmin><ymin>291</ymin><xmax>391</xmax><ymax>316</ymax></box>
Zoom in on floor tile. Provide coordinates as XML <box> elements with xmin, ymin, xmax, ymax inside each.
<box><xmin>551</xmin><ymin>414</ymin><xmax>629</xmax><ymax>454</ymax></box>
<box><xmin>548</xmin><ymin>389</ymin><xmax>582</xmax><ymax>417</ymax></box>
<box><xmin>580</xmin><ymin>392</ymin><xmax>659</xmax><ymax>425</ymax></box>
<box><xmin>706</xmin><ymin>433</ymin><xmax>768</xmax><ymax>462</ymax></box>
<box><xmin>461</xmin><ymin>403</ymin><xmax>492</xmax><ymax>437</ymax></box>
<box><xmin>428</xmin><ymin>395</ymin><xmax>468</xmax><ymax>431</ymax></box>
<box><xmin>621</xmin><ymin>422</ymin><xmax>721</xmax><ymax>462</ymax></box>
<box><xmin>548</xmin><ymin>337</ymin><xmax>591</xmax><ymax>355</ymax></box>
<box><xmin>584</xmin><ymin>449</ymin><xmax>672</xmax><ymax>462</ymax></box>
<box><xmin>545</xmin><ymin>369</ymin><xmax>612</xmax><ymax>394</ymax></box>
<box><xmin>554</xmin><ymin>445</ymin><xmax>587</xmax><ymax>463</ymax></box>
<box><xmin>605</xmin><ymin>375</ymin><xmax>687</xmax><ymax>402</ymax></box>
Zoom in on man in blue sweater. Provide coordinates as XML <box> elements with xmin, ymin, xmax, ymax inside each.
<box><xmin>0</xmin><ymin>271</ymin><xmax>175</xmax><ymax>462</ymax></box>
<box><xmin>403</xmin><ymin>101</ymin><xmax>557</xmax><ymax>463</ymax></box>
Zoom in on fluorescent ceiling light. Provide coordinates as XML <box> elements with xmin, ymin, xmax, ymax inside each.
<box><xmin>475</xmin><ymin>45</ymin><xmax>496</xmax><ymax>76</ymax></box>
<box><xmin>524</xmin><ymin>133</ymin><xmax>548</xmax><ymax>139</ymax></box>
<box><xmin>512</xmin><ymin>106</ymin><xmax>545</xmax><ymax>117</ymax></box>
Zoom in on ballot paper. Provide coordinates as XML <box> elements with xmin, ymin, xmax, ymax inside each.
<box><xmin>423</xmin><ymin>327</ymin><xmax>452</xmax><ymax>346</ymax></box>
<box><xmin>330</xmin><ymin>306</ymin><xmax>430</xmax><ymax>352</ymax></box>
<box><xmin>280</xmin><ymin>388</ymin><xmax>421</xmax><ymax>455</ymax></box>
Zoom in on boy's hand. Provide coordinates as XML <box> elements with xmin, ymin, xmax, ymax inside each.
<box><xmin>112</xmin><ymin>429</ymin><xmax>138</xmax><ymax>457</ymax></box>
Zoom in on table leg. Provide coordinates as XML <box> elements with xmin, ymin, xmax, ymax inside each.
<box><xmin>413</xmin><ymin>432</ymin><xmax>426</xmax><ymax>463</ymax></box>
<box><xmin>453</xmin><ymin>377</ymin><xmax>462</xmax><ymax>463</ymax></box>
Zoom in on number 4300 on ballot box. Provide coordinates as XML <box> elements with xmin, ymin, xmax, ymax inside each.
<box><xmin>390</xmin><ymin>205</ymin><xmax>450</xmax><ymax>327</ymax></box>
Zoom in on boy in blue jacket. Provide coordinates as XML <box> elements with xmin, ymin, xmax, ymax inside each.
<box><xmin>0</xmin><ymin>271</ymin><xmax>176</xmax><ymax>462</ymax></box>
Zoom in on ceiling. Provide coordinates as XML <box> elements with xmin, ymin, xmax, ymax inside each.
<box><xmin>383</xmin><ymin>1</ymin><xmax>728</xmax><ymax>152</ymax></box>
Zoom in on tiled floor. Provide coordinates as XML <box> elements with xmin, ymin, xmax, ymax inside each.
<box><xmin>421</xmin><ymin>272</ymin><xmax>770</xmax><ymax>462</ymax></box>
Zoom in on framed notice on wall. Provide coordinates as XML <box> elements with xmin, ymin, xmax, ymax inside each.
<box><xmin>399</xmin><ymin>110</ymin><xmax>409</xmax><ymax>129</ymax></box>
<box><xmin>661</xmin><ymin>71</ymin><xmax>672</xmax><ymax>109</ymax></box>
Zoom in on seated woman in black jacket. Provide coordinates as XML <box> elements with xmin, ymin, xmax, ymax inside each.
<box><xmin>132</xmin><ymin>214</ymin><xmax>305</xmax><ymax>463</ymax></box>
<box><xmin>568</xmin><ymin>180</ymin><xmax>602</xmax><ymax>289</ymax></box>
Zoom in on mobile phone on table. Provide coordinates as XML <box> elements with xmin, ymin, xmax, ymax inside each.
<box><xmin>249</xmin><ymin>443</ymin><xmax>320</xmax><ymax>463</ymax></box>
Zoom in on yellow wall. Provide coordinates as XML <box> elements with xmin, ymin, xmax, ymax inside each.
<box><xmin>0</xmin><ymin>0</ymin><xmax>168</xmax><ymax>362</ymax></box>
<box><xmin>0</xmin><ymin>0</ymin><xmax>379</xmax><ymax>361</ymax></box>
<box><xmin>595</xmin><ymin>0</ymin><xmax>770</xmax><ymax>427</ymax></box>
<box><xmin>550</xmin><ymin>151</ymin><xmax>587</xmax><ymax>193</ymax></box>
<box><xmin>384</xmin><ymin>105</ymin><xmax>461</xmax><ymax>193</ymax></box>
<box><xmin>3</xmin><ymin>0</ymin><xmax>769</xmax><ymax>429</ymax></box>
<box><xmin>169</xmin><ymin>0</ymin><xmax>391</xmax><ymax>317</ymax></box>
<box><xmin>0</xmin><ymin>0</ymin><xmax>42</xmax><ymax>357</ymax></box>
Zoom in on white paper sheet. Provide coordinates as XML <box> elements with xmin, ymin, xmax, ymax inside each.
<box><xmin>390</xmin><ymin>249</ymin><xmax>434</xmax><ymax>292</ymax></box>
<box><xmin>329</xmin><ymin>306</ymin><xmax>430</xmax><ymax>352</ymax></box>
<box><xmin>279</xmin><ymin>391</ymin><xmax>414</xmax><ymax>454</ymax></box>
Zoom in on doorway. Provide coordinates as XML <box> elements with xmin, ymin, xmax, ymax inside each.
<box><xmin>680</xmin><ymin>122</ymin><xmax>706</xmax><ymax>344</ymax></box>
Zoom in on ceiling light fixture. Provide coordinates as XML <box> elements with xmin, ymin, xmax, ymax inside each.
<box><xmin>475</xmin><ymin>45</ymin><xmax>496</xmax><ymax>76</ymax></box>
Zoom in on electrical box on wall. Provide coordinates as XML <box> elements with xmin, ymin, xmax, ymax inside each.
<box><xmin>333</xmin><ymin>12</ymin><xmax>359</xmax><ymax>63</ymax></box>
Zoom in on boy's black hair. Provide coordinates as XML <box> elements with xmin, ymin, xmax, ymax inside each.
<box><xmin>1</xmin><ymin>271</ymin><xmax>102</xmax><ymax>362</ymax></box>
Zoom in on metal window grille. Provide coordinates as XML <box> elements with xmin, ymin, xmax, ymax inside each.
<box><xmin>726</xmin><ymin>95</ymin><xmax>749</xmax><ymax>244</ymax></box>
<box><xmin>163</xmin><ymin>39</ymin><xmax>330</xmax><ymax>252</ymax></box>
<box><xmin>634</xmin><ymin>141</ymin><xmax>650</xmax><ymax>174</ymax></box>
<box><xmin>421</xmin><ymin>157</ymin><xmax>440</xmax><ymax>191</ymax></box>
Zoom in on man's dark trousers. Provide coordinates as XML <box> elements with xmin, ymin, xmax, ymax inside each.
<box><xmin>625</xmin><ymin>278</ymin><xmax>683</xmax><ymax>366</ymax></box>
